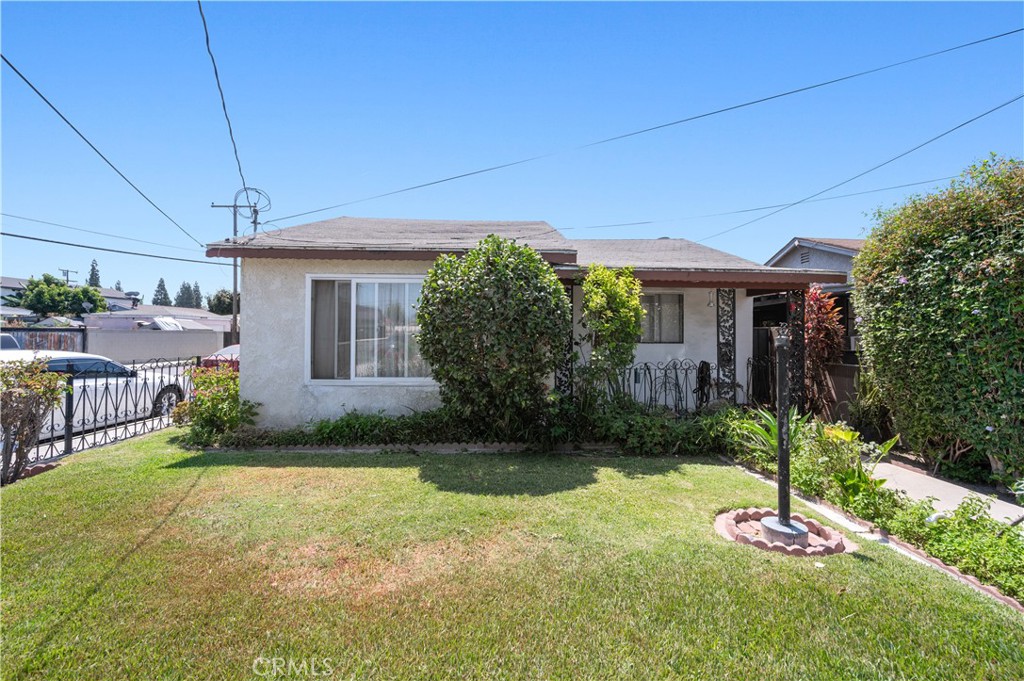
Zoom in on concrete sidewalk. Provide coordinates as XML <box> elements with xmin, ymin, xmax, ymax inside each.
<box><xmin>874</xmin><ymin>462</ymin><xmax>1024</xmax><ymax>523</ymax></box>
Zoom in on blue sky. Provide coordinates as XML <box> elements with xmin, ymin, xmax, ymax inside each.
<box><xmin>3</xmin><ymin>2</ymin><xmax>1022</xmax><ymax>303</ymax></box>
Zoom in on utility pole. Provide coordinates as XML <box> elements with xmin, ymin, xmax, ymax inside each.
<box><xmin>211</xmin><ymin>187</ymin><xmax>269</xmax><ymax>346</ymax></box>
<box><xmin>58</xmin><ymin>268</ymin><xmax>78</xmax><ymax>286</ymax></box>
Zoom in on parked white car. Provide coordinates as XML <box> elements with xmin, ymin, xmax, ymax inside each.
<box><xmin>1</xmin><ymin>350</ymin><xmax>188</xmax><ymax>438</ymax></box>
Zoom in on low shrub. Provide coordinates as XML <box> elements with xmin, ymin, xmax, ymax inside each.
<box><xmin>918</xmin><ymin>497</ymin><xmax>1024</xmax><ymax>600</ymax></box>
<box><xmin>178</xmin><ymin>366</ymin><xmax>258</xmax><ymax>447</ymax></box>
<box><xmin>0</xmin><ymin>358</ymin><xmax>67</xmax><ymax>485</ymax></box>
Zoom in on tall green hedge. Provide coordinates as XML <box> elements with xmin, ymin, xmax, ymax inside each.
<box><xmin>852</xmin><ymin>156</ymin><xmax>1023</xmax><ymax>478</ymax></box>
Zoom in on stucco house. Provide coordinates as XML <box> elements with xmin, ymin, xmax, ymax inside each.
<box><xmin>206</xmin><ymin>217</ymin><xmax>845</xmax><ymax>428</ymax></box>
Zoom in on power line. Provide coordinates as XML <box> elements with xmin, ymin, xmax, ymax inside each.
<box><xmin>0</xmin><ymin>54</ymin><xmax>206</xmax><ymax>249</ymax></box>
<box><xmin>1</xmin><ymin>213</ymin><xmax>203</xmax><ymax>252</ymax></box>
<box><xmin>196</xmin><ymin>0</ymin><xmax>252</xmax><ymax>207</ymax></box>
<box><xmin>561</xmin><ymin>176</ymin><xmax>958</xmax><ymax>232</ymax></box>
<box><xmin>270</xmin><ymin>27</ymin><xmax>1023</xmax><ymax>224</ymax></box>
<box><xmin>697</xmin><ymin>94</ymin><xmax>1024</xmax><ymax>243</ymax></box>
<box><xmin>1</xmin><ymin>232</ymin><xmax>231</xmax><ymax>267</ymax></box>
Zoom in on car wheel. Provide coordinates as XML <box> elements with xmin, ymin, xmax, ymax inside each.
<box><xmin>152</xmin><ymin>386</ymin><xmax>182</xmax><ymax>417</ymax></box>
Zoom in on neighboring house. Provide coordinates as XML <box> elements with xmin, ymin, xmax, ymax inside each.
<box><xmin>84</xmin><ymin>305</ymin><xmax>231</xmax><ymax>334</ymax></box>
<box><xmin>81</xmin><ymin>306</ymin><xmax>231</xmax><ymax>363</ymax></box>
<box><xmin>0</xmin><ymin>305</ymin><xmax>35</xmax><ymax>322</ymax></box>
<box><xmin>1</xmin><ymin>275</ymin><xmax>136</xmax><ymax>311</ymax></box>
<box><xmin>758</xmin><ymin>237</ymin><xmax>865</xmax><ymax>352</ymax></box>
<box><xmin>207</xmin><ymin>217</ymin><xmax>845</xmax><ymax>428</ymax></box>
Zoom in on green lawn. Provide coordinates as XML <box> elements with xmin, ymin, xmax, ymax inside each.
<box><xmin>3</xmin><ymin>430</ymin><xmax>1022</xmax><ymax>680</ymax></box>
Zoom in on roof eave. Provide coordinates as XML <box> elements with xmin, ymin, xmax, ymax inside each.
<box><xmin>205</xmin><ymin>245</ymin><xmax>578</xmax><ymax>264</ymax></box>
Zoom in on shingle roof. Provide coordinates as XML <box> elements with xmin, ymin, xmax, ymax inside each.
<box><xmin>206</xmin><ymin>217</ymin><xmax>848</xmax><ymax>287</ymax></box>
<box><xmin>798</xmin><ymin>237</ymin><xmax>865</xmax><ymax>252</ymax></box>
<box><xmin>568</xmin><ymin>238</ymin><xmax>846</xmax><ymax>287</ymax></box>
<box><xmin>571</xmin><ymin>238</ymin><xmax>771</xmax><ymax>271</ymax></box>
<box><xmin>207</xmin><ymin>216</ymin><xmax>575</xmax><ymax>261</ymax></box>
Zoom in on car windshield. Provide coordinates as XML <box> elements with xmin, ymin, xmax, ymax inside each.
<box><xmin>44</xmin><ymin>358</ymin><xmax>131</xmax><ymax>378</ymax></box>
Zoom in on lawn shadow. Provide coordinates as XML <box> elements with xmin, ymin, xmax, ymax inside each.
<box><xmin>166</xmin><ymin>449</ymin><xmax>724</xmax><ymax>497</ymax></box>
<box><xmin>17</xmin><ymin>468</ymin><xmax>206</xmax><ymax>680</ymax></box>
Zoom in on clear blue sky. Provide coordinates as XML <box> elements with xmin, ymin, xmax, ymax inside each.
<box><xmin>3</xmin><ymin>2</ymin><xmax>1022</xmax><ymax>303</ymax></box>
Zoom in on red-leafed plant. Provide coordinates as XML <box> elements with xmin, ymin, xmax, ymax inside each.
<box><xmin>804</xmin><ymin>285</ymin><xmax>844</xmax><ymax>417</ymax></box>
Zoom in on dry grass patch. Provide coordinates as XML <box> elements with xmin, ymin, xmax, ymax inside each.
<box><xmin>255</xmin><ymin>529</ymin><xmax>554</xmax><ymax>601</ymax></box>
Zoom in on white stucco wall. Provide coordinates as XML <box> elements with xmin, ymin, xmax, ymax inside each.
<box><xmin>244</xmin><ymin>259</ymin><xmax>756</xmax><ymax>428</ymax></box>
<box><xmin>87</xmin><ymin>328</ymin><xmax>222</xmax><ymax>364</ymax></box>
<box><xmin>241</xmin><ymin>258</ymin><xmax>441</xmax><ymax>428</ymax></box>
<box><xmin>573</xmin><ymin>285</ymin><xmax>753</xmax><ymax>403</ymax></box>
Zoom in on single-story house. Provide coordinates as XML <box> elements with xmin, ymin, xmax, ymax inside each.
<box><xmin>207</xmin><ymin>217</ymin><xmax>846</xmax><ymax>428</ymax></box>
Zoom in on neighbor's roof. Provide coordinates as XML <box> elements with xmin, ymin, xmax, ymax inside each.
<box><xmin>1</xmin><ymin>275</ymin><xmax>132</xmax><ymax>300</ymax></box>
<box><xmin>764</xmin><ymin>236</ymin><xmax>865</xmax><ymax>266</ymax></box>
<box><xmin>800</xmin><ymin>237</ymin><xmax>865</xmax><ymax>251</ymax></box>
<box><xmin>569</xmin><ymin>238</ymin><xmax>846</xmax><ymax>288</ymax></box>
<box><xmin>85</xmin><ymin>305</ymin><xmax>228</xmax><ymax>319</ymax></box>
<box><xmin>206</xmin><ymin>216</ymin><xmax>576</xmax><ymax>263</ymax></box>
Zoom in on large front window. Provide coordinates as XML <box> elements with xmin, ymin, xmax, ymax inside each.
<box><xmin>310</xmin><ymin>278</ymin><xmax>429</xmax><ymax>380</ymax></box>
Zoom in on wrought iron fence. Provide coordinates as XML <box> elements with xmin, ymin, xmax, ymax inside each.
<box><xmin>17</xmin><ymin>356</ymin><xmax>200</xmax><ymax>465</ymax></box>
<box><xmin>609</xmin><ymin>359</ymin><xmax>719</xmax><ymax>414</ymax></box>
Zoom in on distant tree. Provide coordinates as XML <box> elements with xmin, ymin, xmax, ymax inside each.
<box><xmin>152</xmin><ymin>278</ymin><xmax>172</xmax><ymax>306</ymax></box>
<box><xmin>192</xmin><ymin>282</ymin><xmax>203</xmax><ymax>309</ymax></box>
<box><xmin>67</xmin><ymin>286</ymin><xmax>108</xmax><ymax>315</ymax></box>
<box><xmin>173</xmin><ymin>281</ymin><xmax>196</xmax><ymax>308</ymax></box>
<box><xmin>206</xmin><ymin>288</ymin><xmax>238</xmax><ymax>316</ymax></box>
<box><xmin>21</xmin><ymin>274</ymin><xmax>107</xmax><ymax>316</ymax></box>
<box><xmin>20</xmin><ymin>275</ymin><xmax>66</xmax><ymax>316</ymax></box>
<box><xmin>87</xmin><ymin>259</ymin><xmax>101</xmax><ymax>287</ymax></box>
<box><xmin>114</xmin><ymin>280</ymin><xmax>123</xmax><ymax>292</ymax></box>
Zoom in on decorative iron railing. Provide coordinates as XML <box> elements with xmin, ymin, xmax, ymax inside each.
<box><xmin>609</xmin><ymin>359</ymin><xmax>719</xmax><ymax>414</ymax></box>
<box><xmin>12</xmin><ymin>356</ymin><xmax>200</xmax><ymax>465</ymax></box>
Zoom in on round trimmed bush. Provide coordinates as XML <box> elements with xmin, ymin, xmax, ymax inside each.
<box><xmin>416</xmin><ymin>235</ymin><xmax>572</xmax><ymax>438</ymax></box>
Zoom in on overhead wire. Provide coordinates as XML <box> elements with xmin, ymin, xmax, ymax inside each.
<box><xmin>696</xmin><ymin>94</ymin><xmax>1024</xmax><ymax>242</ymax></box>
<box><xmin>560</xmin><ymin>176</ymin><xmax>958</xmax><ymax>232</ymax></box>
<box><xmin>196</xmin><ymin>0</ymin><xmax>252</xmax><ymax>208</ymax></box>
<box><xmin>1</xmin><ymin>213</ymin><xmax>204</xmax><ymax>252</ymax></box>
<box><xmin>0</xmin><ymin>54</ymin><xmax>207</xmax><ymax>248</ymax></box>
<box><xmin>2</xmin><ymin>232</ymin><xmax>231</xmax><ymax>267</ymax></box>
<box><xmin>268</xmin><ymin>28</ymin><xmax>1023</xmax><ymax>224</ymax></box>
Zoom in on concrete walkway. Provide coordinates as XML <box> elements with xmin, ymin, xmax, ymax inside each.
<box><xmin>874</xmin><ymin>462</ymin><xmax>1024</xmax><ymax>523</ymax></box>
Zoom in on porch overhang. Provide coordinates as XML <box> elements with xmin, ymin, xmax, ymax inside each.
<box><xmin>556</xmin><ymin>266</ymin><xmax>847</xmax><ymax>292</ymax></box>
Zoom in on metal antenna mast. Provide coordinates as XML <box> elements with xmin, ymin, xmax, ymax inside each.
<box><xmin>211</xmin><ymin>187</ymin><xmax>271</xmax><ymax>345</ymax></box>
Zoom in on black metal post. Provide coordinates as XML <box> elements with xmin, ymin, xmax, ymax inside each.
<box><xmin>775</xmin><ymin>331</ymin><xmax>791</xmax><ymax>526</ymax></box>
<box><xmin>63</xmin><ymin>380</ymin><xmax>74</xmax><ymax>457</ymax></box>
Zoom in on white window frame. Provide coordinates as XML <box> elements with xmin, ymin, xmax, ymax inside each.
<box><xmin>304</xmin><ymin>273</ymin><xmax>435</xmax><ymax>386</ymax></box>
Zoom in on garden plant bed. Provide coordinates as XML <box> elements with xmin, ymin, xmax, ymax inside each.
<box><xmin>731</xmin><ymin>461</ymin><xmax>1024</xmax><ymax>613</ymax></box>
<box><xmin>714</xmin><ymin>508</ymin><xmax>857</xmax><ymax>557</ymax></box>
